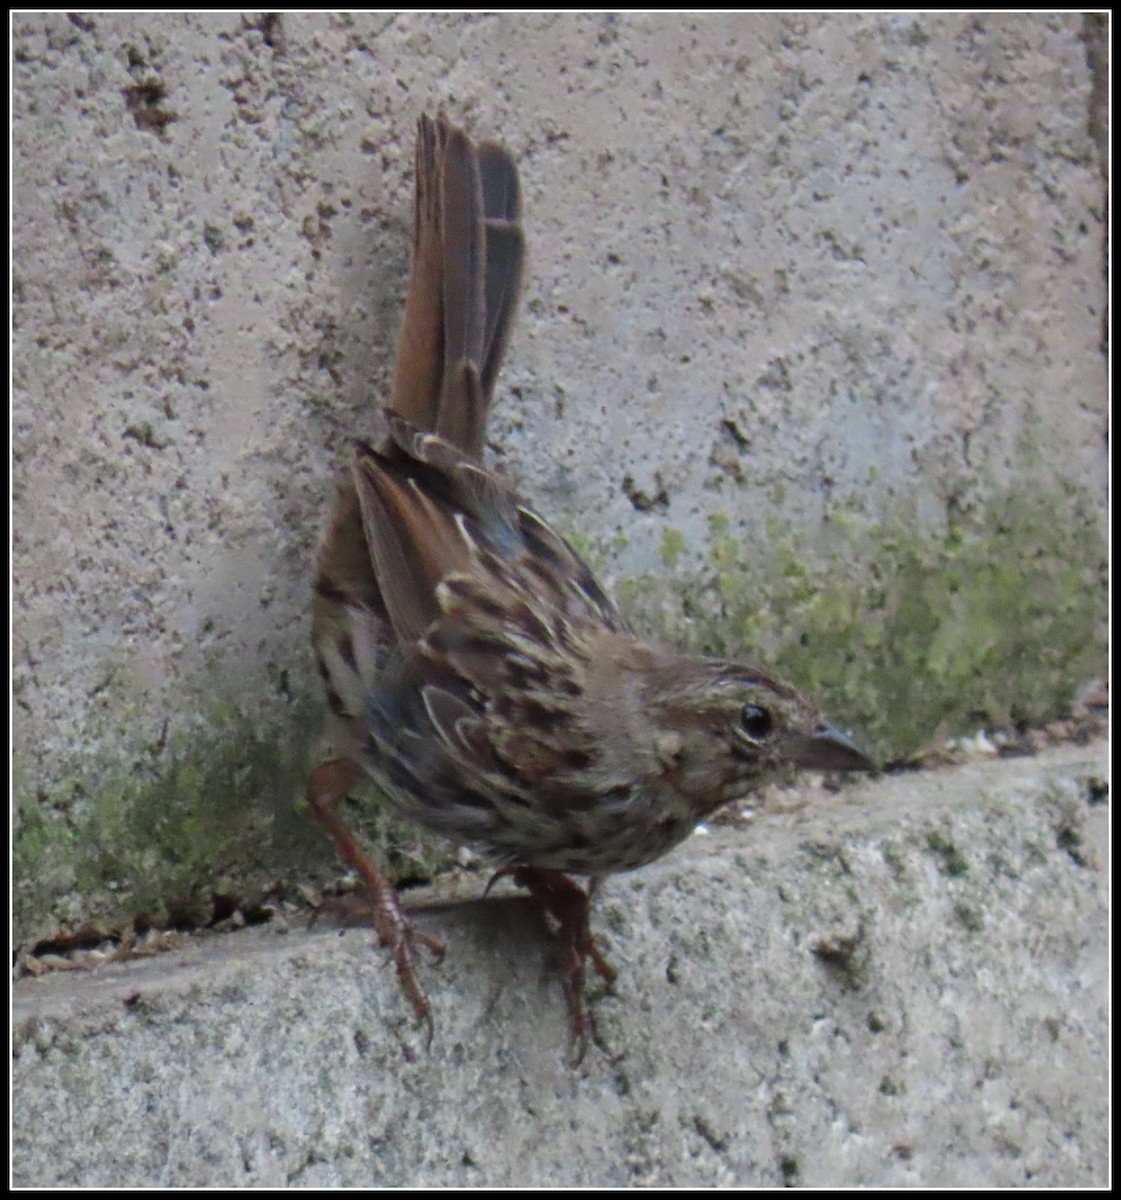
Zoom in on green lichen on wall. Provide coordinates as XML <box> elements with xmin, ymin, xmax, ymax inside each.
<box><xmin>661</xmin><ymin>527</ymin><xmax>688</xmax><ymax>569</ymax></box>
<box><xmin>11</xmin><ymin>691</ymin><xmax>452</xmax><ymax>946</ymax></box>
<box><xmin>617</xmin><ymin>480</ymin><xmax>1106</xmax><ymax>762</ymax></box>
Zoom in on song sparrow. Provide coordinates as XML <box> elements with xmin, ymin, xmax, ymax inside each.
<box><xmin>308</xmin><ymin>114</ymin><xmax>872</xmax><ymax>1051</ymax></box>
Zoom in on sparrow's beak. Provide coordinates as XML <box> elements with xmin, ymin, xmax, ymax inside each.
<box><xmin>787</xmin><ymin>723</ymin><xmax>876</xmax><ymax>771</ymax></box>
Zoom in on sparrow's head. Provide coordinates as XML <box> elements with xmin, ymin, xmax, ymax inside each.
<box><xmin>640</xmin><ymin>659</ymin><xmax>873</xmax><ymax>812</ymax></box>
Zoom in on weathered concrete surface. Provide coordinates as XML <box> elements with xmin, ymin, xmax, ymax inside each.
<box><xmin>12</xmin><ymin>15</ymin><xmax>1107</xmax><ymax>975</ymax></box>
<box><xmin>12</xmin><ymin>742</ymin><xmax>1109</xmax><ymax>1187</ymax></box>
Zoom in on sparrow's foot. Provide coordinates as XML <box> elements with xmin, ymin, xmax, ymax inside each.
<box><xmin>308</xmin><ymin>759</ymin><xmax>445</xmax><ymax>1043</ymax></box>
<box><xmin>486</xmin><ymin>864</ymin><xmax>617</xmax><ymax>1062</ymax></box>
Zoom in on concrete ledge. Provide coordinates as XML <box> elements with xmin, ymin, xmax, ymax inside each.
<box><xmin>12</xmin><ymin>741</ymin><xmax>1108</xmax><ymax>1186</ymax></box>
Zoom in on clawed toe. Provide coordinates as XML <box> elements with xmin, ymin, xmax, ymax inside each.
<box><xmin>382</xmin><ymin>923</ymin><xmax>443</xmax><ymax>1046</ymax></box>
<box><xmin>494</xmin><ymin>866</ymin><xmax>618</xmax><ymax>1060</ymax></box>
<box><xmin>308</xmin><ymin>759</ymin><xmax>443</xmax><ymax>1038</ymax></box>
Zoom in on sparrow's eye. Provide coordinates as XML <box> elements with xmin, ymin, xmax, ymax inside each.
<box><xmin>739</xmin><ymin>704</ymin><xmax>773</xmax><ymax>742</ymax></box>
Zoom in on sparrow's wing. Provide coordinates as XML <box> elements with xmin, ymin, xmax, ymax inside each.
<box><xmin>354</xmin><ymin>412</ymin><xmax>624</xmax><ymax>645</ymax></box>
<box><xmin>355</xmin><ymin>431</ymin><xmax>625</xmax><ymax>848</ymax></box>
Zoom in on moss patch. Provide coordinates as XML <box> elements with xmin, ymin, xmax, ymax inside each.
<box><xmin>617</xmin><ymin>478</ymin><xmax>1106</xmax><ymax>762</ymax></box>
<box><xmin>12</xmin><ymin>690</ymin><xmax>453</xmax><ymax>946</ymax></box>
<box><xmin>660</xmin><ymin>527</ymin><xmax>688</xmax><ymax>569</ymax></box>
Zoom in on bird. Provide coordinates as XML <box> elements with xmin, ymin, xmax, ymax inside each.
<box><xmin>308</xmin><ymin>113</ymin><xmax>873</xmax><ymax>1053</ymax></box>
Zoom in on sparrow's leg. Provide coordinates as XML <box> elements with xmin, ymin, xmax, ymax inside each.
<box><xmin>487</xmin><ymin>865</ymin><xmax>617</xmax><ymax>1061</ymax></box>
<box><xmin>307</xmin><ymin>758</ymin><xmax>445</xmax><ymax>1041</ymax></box>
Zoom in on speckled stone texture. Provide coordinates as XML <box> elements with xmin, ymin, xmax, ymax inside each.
<box><xmin>12</xmin><ymin>743</ymin><xmax>1109</xmax><ymax>1186</ymax></box>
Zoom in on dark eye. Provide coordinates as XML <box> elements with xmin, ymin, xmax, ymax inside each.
<box><xmin>739</xmin><ymin>704</ymin><xmax>773</xmax><ymax>741</ymax></box>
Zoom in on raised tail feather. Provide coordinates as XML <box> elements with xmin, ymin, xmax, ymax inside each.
<box><xmin>312</xmin><ymin>115</ymin><xmax>524</xmax><ymax>730</ymax></box>
<box><xmin>389</xmin><ymin>114</ymin><xmax>525</xmax><ymax>459</ymax></box>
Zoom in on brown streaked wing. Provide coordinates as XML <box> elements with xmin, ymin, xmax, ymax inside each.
<box><xmin>312</xmin><ymin>480</ymin><xmax>382</xmax><ymax>613</ymax></box>
<box><xmin>515</xmin><ymin>505</ymin><xmax>625</xmax><ymax>630</ymax></box>
<box><xmin>351</xmin><ymin>444</ymin><xmax>477</xmax><ymax>644</ymax></box>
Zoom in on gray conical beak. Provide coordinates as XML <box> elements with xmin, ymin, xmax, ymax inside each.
<box><xmin>787</xmin><ymin>723</ymin><xmax>875</xmax><ymax>771</ymax></box>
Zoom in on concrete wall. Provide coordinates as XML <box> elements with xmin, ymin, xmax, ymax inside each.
<box><xmin>13</xmin><ymin>14</ymin><xmax>1107</xmax><ymax>943</ymax></box>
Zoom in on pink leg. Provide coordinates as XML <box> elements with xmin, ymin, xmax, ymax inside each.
<box><xmin>307</xmin><ymin>759</ymin><xmax>444</xmax><ymax>1042</ymax></box>
<box><xmin>487</xmin><ymin>865</ymin><xmax>617</xmax><ymax>1062</ymax></box>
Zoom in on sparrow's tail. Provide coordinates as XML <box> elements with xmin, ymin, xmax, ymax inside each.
<box><xmin>389</xmin><ymin>114</ymin><xmax>525</xmax><ymax>459</ymax></box>
<box><xmin>311</xmin><ymin>115</ymin><xmax>524</xmax><ymax>723</ymax></box>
